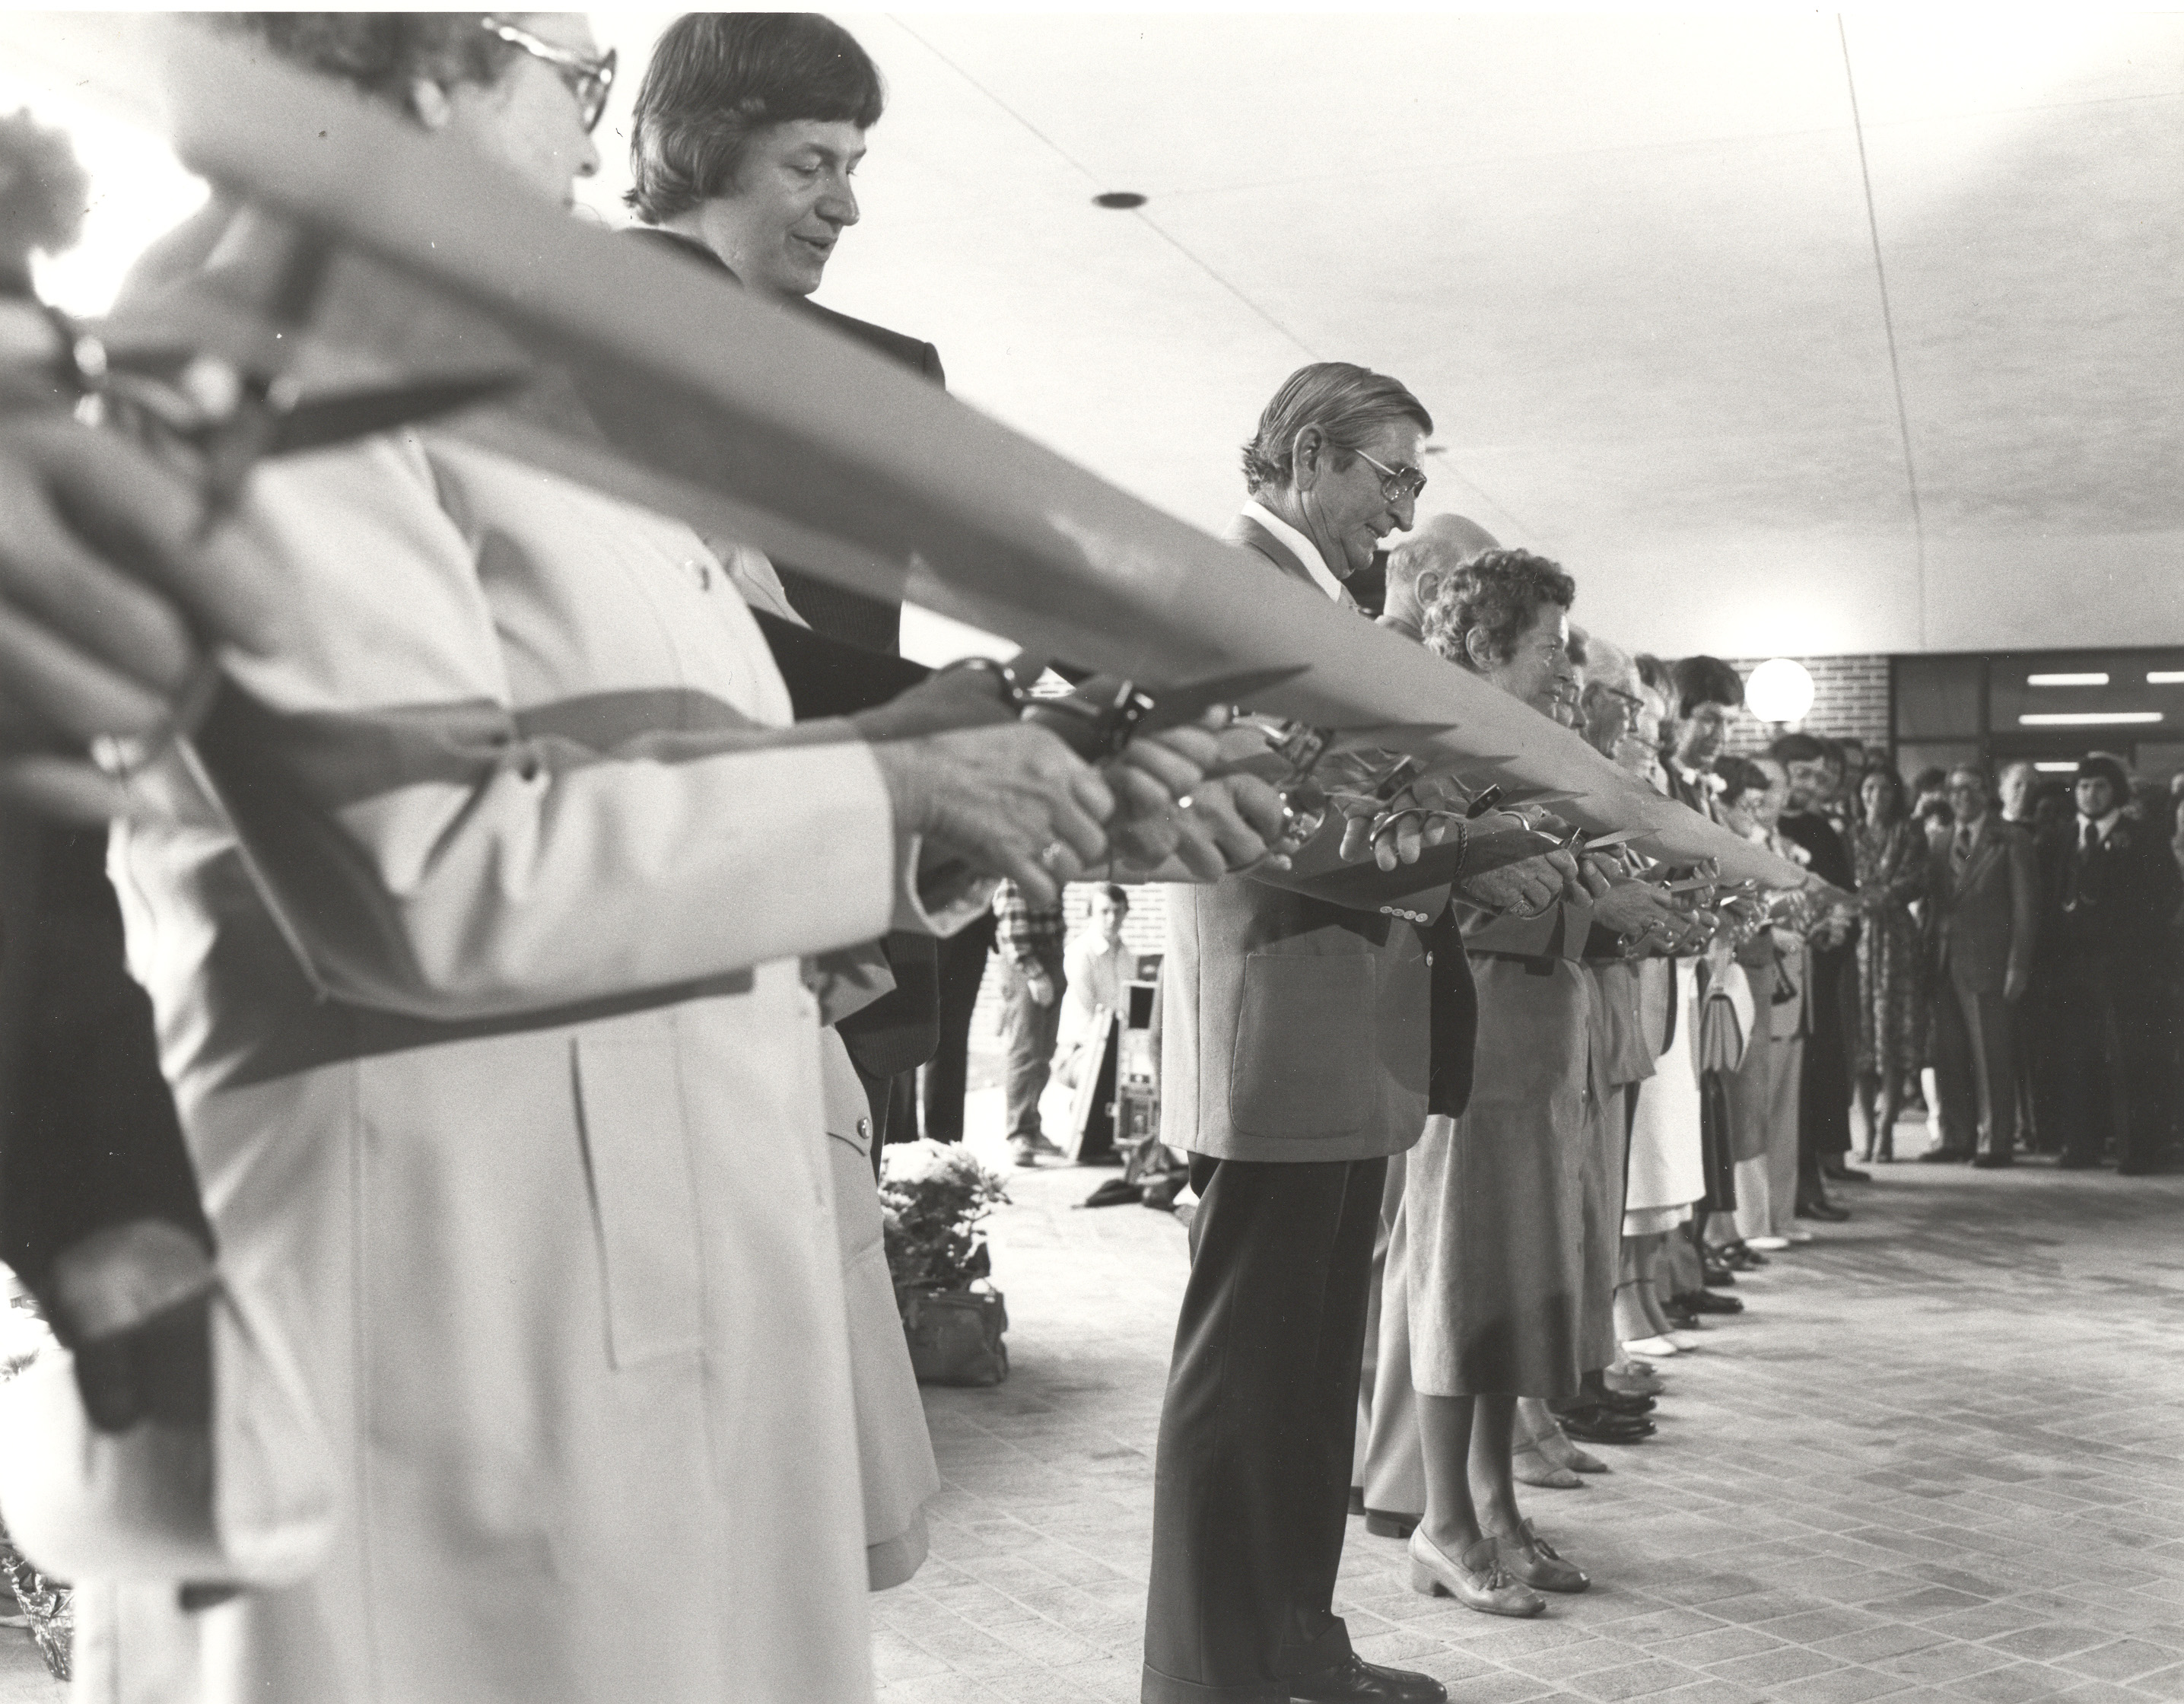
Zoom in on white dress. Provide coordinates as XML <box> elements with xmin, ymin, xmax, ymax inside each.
<box><xmin>91</xmin><ymin>437</ymin><xmax>954</xmax><ymax>1702</ymax></box>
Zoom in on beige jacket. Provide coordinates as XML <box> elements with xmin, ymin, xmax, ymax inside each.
<box><xmin>104</xmin><ymin>437</ymin><xmax>962</xmax><ymax>1703</ymax></box>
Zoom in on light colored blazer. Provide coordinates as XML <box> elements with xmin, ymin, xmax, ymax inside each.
<box><xmin>1926</xmin><ymin>815</ymin><xmax>2039</xmax><ymax>993</ymax></box>
<box><xmin>1159</xmin><ymin>516</ymin><xmax>1437</xmax><ymax>1165</ymax></box>
<box><xmin>108</xmin><ymin>437</ymin><xmax>956</xmax><ymax>1703</ymax></box>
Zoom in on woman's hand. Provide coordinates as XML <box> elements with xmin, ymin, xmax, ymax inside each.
<box><xmin>0</xmin><ymin>414</ymin><xmax>291</xmax><ymax>819</ymax></box>
<box><xmin>874</xmin><ymin>723</ymin><xmax>1114</xmax><ymax>908</ymax></box>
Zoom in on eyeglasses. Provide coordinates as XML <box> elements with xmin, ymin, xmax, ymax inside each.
<box><xmin>1353</xmin><ymin>449</ymin><xmax>1428</xmax><ymax>504</ymax></box>
<box><xmin>479</xmin><ymin>16</ymin><xmax>617</xmax><ymax>134</ymax></box>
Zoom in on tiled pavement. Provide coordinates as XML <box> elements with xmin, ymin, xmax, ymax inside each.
<box><xmin>879</xmin><ymin>1118</ymin><xmax>2184</xmax><ymax>1704</ymax></box>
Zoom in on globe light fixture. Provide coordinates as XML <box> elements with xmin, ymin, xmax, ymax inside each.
<box><xmin>1744</xmin><ymin>657</ymin><xmax>1815</xmax><ymax>725</ymax></box>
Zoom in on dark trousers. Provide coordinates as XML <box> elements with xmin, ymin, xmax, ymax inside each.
<box><xmin>1931</xmin><ymin>974</ymin><xmax>2020</xmax><ymax>1161</ymax></box>
<box><xmin>922</xmin><ymin>912</ymin><xmax>995</xmax><ymax>1144</ymax></box>
<box><xmin>2044</xmin><ymin>959</ymin><xmax>2175</xmax><ymax>1172</ymax></box>
<box><xmin>1143</xmin><ymin>1154</ymin><xmax>1386</xmax><ymax>1703</ymax></box>
<box><xmin>1801</xmin><ymin>943</ymin><xmax>1854</xmax><ymax>1160</ymax></box>
<box><xmin>999</xmin><ymin>955</ymin><xmax>1064</xmax><ymax>1143</ymax></box>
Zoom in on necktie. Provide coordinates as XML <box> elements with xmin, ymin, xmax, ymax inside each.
<box><xmin>1952</xmin><ymin>826</ymin><xmax>1973</xmax><ymax>876</ymax></box>
<box><xmin>2066</xmin><ymin>820</ymin><xmax>2096</xmax><ymax>910</ymax></box>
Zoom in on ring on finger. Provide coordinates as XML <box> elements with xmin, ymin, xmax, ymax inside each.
<box><xmin>1037</xmin><ymin>839</ymin><xmax>1070</xmax><ymax>873</ymax></box>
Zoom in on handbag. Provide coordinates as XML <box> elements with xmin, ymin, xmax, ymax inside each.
<box><xmin>898</xmin><ymin>1283</ymin><xmax>1009</xmax><ymax>1388</ymax></box>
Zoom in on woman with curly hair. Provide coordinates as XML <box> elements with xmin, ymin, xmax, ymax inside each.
<box><xmin>1851</xmin><ymin>765</ymin><xmax>1928</xmax><ymax>1159</ymax></box>
<box><xmin>1391</xmin><ymin>550</ymin><xmax>1692</xmax><ymax>1616</ymax></box>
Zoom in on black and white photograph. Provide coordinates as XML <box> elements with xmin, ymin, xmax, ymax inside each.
<box><xmin>0</xmin><ymin>10</ymin><xmax>2179</xmax><ymax>1703</ymax></box>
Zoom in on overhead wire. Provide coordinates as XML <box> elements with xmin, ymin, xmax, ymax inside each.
<box><xmin>1838</xmin><ymin>14</ymin><xmax>1930</xmax><ymax>646</ymax></box>
<box><xmin>886</xmin><ymin>15</ymin><xmax>1540</xmax><ymax>545</ymax></box>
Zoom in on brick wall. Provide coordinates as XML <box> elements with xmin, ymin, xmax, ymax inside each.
<box><xmin>1723</xmin><ymin>654</ymin><xmax>1891</xmax><ymax>754</ymax></box>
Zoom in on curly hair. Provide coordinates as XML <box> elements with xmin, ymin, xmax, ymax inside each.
<box><xmin>211</xmin><ymin>14</ymin><xmax>517</xmax><ymax>110</ymax></box>
<box><xmin>1714</xmin><ymin>754</ymin><xmax>1772</xmax><ymax>809</ymax></box>
<box><xmin>1240</xmin><ymin>362</ymin><xmax>1432</xmax><ymax>494</ymax></box>
<box><xmin>1419</xmin><ymin>548</ymin><xmax>1576</xmax><ymax>672</ymax></box>
<box><xmin>625</xmin><ymin>14</ymin><xmax>885</xmax><ymax>225</ymax></box>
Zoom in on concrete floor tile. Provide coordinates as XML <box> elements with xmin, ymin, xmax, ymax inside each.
<box><xmin>1703</xmin><ymin>1645</ymin><xmax>1845</xmax><ymax>1687</ymax></box>
<box><xmin>1950</xmin><ymin>1662</ymin><xmax>2094</xmax><ymax>1702</ymax></box>
<box><xmin>2058</xmin><ymin>1642</ymin><xmax>2184</xmax><ymax>1684</ymax></box>
<box><xmin>1763</xmin><ymin>1666</ymin><xmax>1919</xmax><ymax>1704</ymax></box>
<box><xmin>1566</xmin><ymin>1660</ymin><xmax>1711</xmax><ymax>1700</ymax></box>
<box><xmin>879</xmin><ymin>1135</ymin><xmax>2184</xmax><ymax>1704</ymax></box>
<box><xmin>1990</xmin><ymin>1627</ymin><xmax>2138</xmax><ymax>1663</ymax></box>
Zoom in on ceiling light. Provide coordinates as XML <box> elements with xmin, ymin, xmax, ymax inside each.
<box><xmin>2026</xmin><ymin>672</ymin><xmax>2108</xmax><ymax>686</ymax></box>
<box><xmin>2148</xmin><ymin>670</ymin><xmax>2184</xmax><ymax>685</ymax></box>
<box><xmin>2033</xmin><ymin>761</ymin><xmax>2079</xmax><ymax>773</ymax></box>
<box><xmin>2017</xmin><ymin>711</ymin><xmax>2162</xmax><ymax>726</ymax></box>
<box><xmin>1743</xmin><ymin>658</ymin><xmax>1815</xmax><ymax>724</ymax></box>
<box><xmin>1092</xmin><ymin>191</ymin><xmax>1146</xmax><ymax>209</ymax></box>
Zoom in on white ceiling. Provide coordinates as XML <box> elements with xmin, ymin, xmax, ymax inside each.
<box><xmin>577</xmin><ymin>11</ymin><xmax>2184</xmax><ymax>660</ymax></box>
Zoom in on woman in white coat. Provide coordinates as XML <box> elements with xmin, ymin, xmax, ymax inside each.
<box><xmin>43</xmin><ymin>18</ymin><xmax>1267</xmax><ymax>1702</ymax></box>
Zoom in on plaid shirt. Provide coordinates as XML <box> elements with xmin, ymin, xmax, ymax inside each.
<box><xmin>992</xmin><ymin>881</ymin><xmax>1067</xmax><ymax>971</ymax></box>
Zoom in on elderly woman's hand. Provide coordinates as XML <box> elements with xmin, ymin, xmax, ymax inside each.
<box><xmin>873</xmin><ymin>723</ymin><xmax>1114</xmax><ymax>909</ymax></box>
<box><xmin>0</xmin><ymin>414</ymin><xmax>290</xmax><ymax>820</ymax></box>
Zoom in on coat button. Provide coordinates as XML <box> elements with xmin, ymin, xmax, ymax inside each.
<box><xmin>857</xmin><ymin>1117</ymin><xmax>872</xmax><ymax>1140</ymax></box>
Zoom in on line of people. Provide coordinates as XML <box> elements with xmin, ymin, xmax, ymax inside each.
<box><xmin>0</xmin><ymin>15</ymin><xmax>2045</xmax><ymax>1704</ymax></box>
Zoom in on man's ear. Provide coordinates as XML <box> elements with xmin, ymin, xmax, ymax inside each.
<box><xmin>1289</xmin><ymin>425</ymin><xmax>1325</xmax><ymax>493</ymax></box>
<box><xmin>409</xmin><ymin>79</ymin><xmax>455</xmax><ymax>131</ymax></box>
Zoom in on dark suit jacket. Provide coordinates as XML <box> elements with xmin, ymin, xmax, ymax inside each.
<box><xmin>1925</xmin><ymin>816</ymin><xmax>2037</xmax><ymax>993</ymax></box>
<box><xmin>2046</xmin><ymin>812</ymin><xmax>2184</xmax><ymax>971</ymax></box>
<box><xmin>1159</xmin><ymin>517</ymin><xmax>1443</xmax><ymax>1163</ymax></box>
<box><xmin>620</xmin><ymin>227</ymin><xmax>947</xmax><ymax>1080</ymax></box>
<box><xmin>619</xmin><ymin>227</ymin><xmax>942</xmax><ymax>658</ymax></box>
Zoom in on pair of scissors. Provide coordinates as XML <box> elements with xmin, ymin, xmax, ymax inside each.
<box><xmin>939</xmin><ymin>658</ymin><xmax>1309</xmax><ymax>763</ymax></box>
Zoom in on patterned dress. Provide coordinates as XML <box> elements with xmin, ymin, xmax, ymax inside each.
<box><xmin>1852</xmin><ymin>819</ymin><xmax>1929</xmax><ymax>1082</ymax></box>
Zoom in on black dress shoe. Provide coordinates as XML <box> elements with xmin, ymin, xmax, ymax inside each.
<box><xmin>1363</xmin><ymin>1508</ymin><xmax>1418</xmax><ymax>1540</ymax></box>
<box><xmin>1559</xmin><ymin>1390</ymin><xmax>1655</xmax><ymax>1418</ymax></box>
<box><xmin>1558</xmin><ymin>1408</ymin><xmax>1656</xmax><ymax>1444</ymax></box>
<box><xmin>1702</xmin><ymin>1265</ymin><xmax>1737</xmax><ymax>1288</ymax></box>
<box><xmin>1971</xmin><ymin>1154</ymin><xmax>2014</xmax><ymax>1169</ymax></box>
<box><xmin>1672</xmin><ymin>1288</ymin><xmax>1744</xmax><ymax>1315</ymax></box>
<box><xmin>1288</xmin><ymin>1652</ymin><xmax>1447</xmax><ymax>1702</ymax></box>
<box><xmin>1795</xmin><ymin>1197</ymin><xmax>1850</xmax><ymax>1222</ymax></box>
<box><xmin>1348</xmin><ymin>1486</ymin><xmax>1367</xmax><ymax>1517</ymax></box>
<box><xmin>1823</xmin><ymin>1161</ymin><xmax>1871</xmax><ymax>1183</ymax></box>
<box><xmin>1721</xmin><ymin>1244</ymin><xmax>1768</xmax><ymax>1271</ymax></box>
<box><xmin>1919</xmin><ymin>1148</ymin><xmax>1973</xmax><ymax>1163</ymax></box>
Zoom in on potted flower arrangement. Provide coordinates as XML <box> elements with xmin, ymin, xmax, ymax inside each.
<box><xmin>878</xmin><ymin>1140</ymin><xmax>1012</xmax><ymax>1387</ymax></box>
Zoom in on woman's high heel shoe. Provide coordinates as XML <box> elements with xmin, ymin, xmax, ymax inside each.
<box><xmin>1407</xmin><ymin>1528</ymin><xmax>1546</xmax><ymax>1617</ymax></box>
<box><xmin>1510</xmin><ymin>1429</ymin><xmax>1585</xmax><ymax>1489</ymax></box>
<box><xmin>1486</xmin><ymin>1518</ymin><xmax>1590</xmax><ymax>1593</ymax></box>
<box><xmin>1526</xmin><ymin>1413</ymin><xmax>1608</xmax><ymax>1474</ymax></box>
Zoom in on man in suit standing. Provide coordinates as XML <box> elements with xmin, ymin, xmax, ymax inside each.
<box><xmin>1922</xmin><ymin>765</ymin><xmax>2039</xmax><ymax>1166</ymax></box>
<box><xmin>2045</xmin><ymin>755</ymin><xmax>2184</xmax><ymax>1174</ymax></box>
<box><xmin>623</xmin><ymin>13</ymin><xmax>949</xmax><ymax>1149</ymax></box>
<box><xmin>1147</xmin><ymin>362</ymin><xmax>1443</xmax><ymax>1704</ymax></box>
<box><xmin>1146</xmin><ymin>364</ymin><xmax>1574</xmax><ymax>1704</ymax></box>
